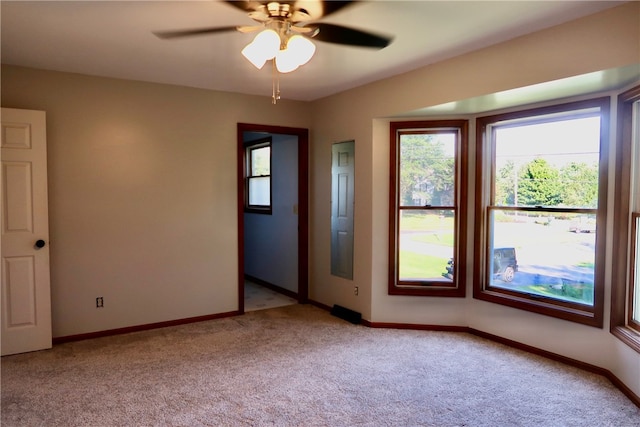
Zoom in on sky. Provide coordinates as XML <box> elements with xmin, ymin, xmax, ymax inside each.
<box><xmin>494</xmin><ymin>116</ymin><xmax>600</xmax><ymax>168</ymax></box>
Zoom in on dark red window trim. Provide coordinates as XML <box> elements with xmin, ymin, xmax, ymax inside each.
<box><xmin>388</xmin><ymin>120</ymin><xmax>468</xmax><ymax>297</ymax></box>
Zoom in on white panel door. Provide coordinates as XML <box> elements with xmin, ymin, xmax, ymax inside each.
<box><xmin>331</xmin><ymin>141</ymin><xmax>355</xmax><ymax>279</ymax></box>
<box><xmin>1</xmin><ymin>108</ymin><xmax>51</xmax><ymax>355</ymax></box>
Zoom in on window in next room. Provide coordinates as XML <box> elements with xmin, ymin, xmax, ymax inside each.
<box><xmin>245</xmin><ymin>137</ymin><xmax>272</xmax><ymax>214</ymax></box>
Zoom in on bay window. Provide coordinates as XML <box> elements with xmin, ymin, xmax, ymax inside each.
<box><xmin>632</xmin><ymin>214</ymin><xmax>640</xmax><ymax>330</ymax></box>
<box><xmin>474</xmin><ymin>98</ymin><xmax>609</xmax><ymax>326</ymax></box>
<box><xmin>612</xmin><ymin>85</ymin><xmax>640</xmax><ymax>351</ymax></box>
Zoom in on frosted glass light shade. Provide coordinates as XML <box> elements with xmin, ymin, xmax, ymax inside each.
<box><xmin>241</xmin><ymin>29</ymin><xmax>280</xmax><ymax>69</ymax></box>
<box><xmin>274</xmin><ymin>36</ymin><xmax>316</xmax><ymax>73</ymax></box>
<box><xmin>241</xmin><ymin>43</ymin><xmax>268</xmax><ymax>69</ymax></box>
<box><xmin>253</xmin><ymin>29</ymin><xmax>280</xmax><ymax>58</ymax></box>
<box><xmin>287</xmin><ymin>35</ymin><xmax>315</xmax><ymax>66</ymax></box>
<box><xmin>275</xmin><ymin>48</ymin><xmax>299</xmax><ymax>73</ymax></box>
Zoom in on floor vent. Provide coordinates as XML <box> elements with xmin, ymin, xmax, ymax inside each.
<box><xmin>330</xmin><ymin>304</ymin><xmax>362</xmax><ymax>324</ymax></box>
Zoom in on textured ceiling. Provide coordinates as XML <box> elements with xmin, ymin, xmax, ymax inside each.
<box><xmin>0</xmin><ymin>1</ymin><xmax>630</xmax><ymax>102</ymax></box>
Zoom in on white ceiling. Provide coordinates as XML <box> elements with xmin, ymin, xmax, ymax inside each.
<box><xmin>0</xmin><ymin>1</ymin><xmax>631</xmax><ymax>102</ymax></box>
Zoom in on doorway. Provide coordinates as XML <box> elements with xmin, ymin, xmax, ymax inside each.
<box><xmin>237</xmin><ymin>123</ymin><xmax>309</xmax><ymax>313</ymax></box>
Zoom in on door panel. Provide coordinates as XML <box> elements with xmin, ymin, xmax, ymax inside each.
<box><xmin>331</xmin><ymin>141</ymin><xmax>355</xmax><ymax>280</ymax></box>
<box><xmin>3</xmin><ymin>162</ymin><xmax>34</xmax><ymax>232</ymax></box>
<box><xmin>3</xmin><ymin>256</ymin><xmax>37</xmax><ymax>326</ymax></box>
<box><xmin>1</xmin><ymin>108</ymin><xmax>51</xmax><ymax>355</ymax></box>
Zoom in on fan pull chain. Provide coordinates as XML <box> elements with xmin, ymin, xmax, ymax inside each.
<box><xmin>272</xmin><ymin>60</ymin><xmax>281</xmax><ymax>104</ymax></box>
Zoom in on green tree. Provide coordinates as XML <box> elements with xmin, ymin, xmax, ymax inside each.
<box><xmin>251</xmin><ymin>146</ymin><xmax>270</xmax><ymax>175</ymax></box>
<box><xmin>495</xmin><ymin>160</ymin><xmax>516</xmax><ymax>205</ymax></box>
<box><xmin>559</xmin><ymin>162</ymin><xmax>598</xmax><ymax>208</ymax></box>
<box><xmin>400</xmin><ymin>135</ymin><xmax>454</xmax><ymax>206</ymax></box>
<box><xmin>518</xmin><ymin>158</ymin><xmax>562</xmax><ymax>206</ymax></box>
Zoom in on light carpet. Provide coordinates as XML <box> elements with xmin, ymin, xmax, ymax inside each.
<box><xmin>2</xmin><ymin>304</ymin><xmax>639</xmax><ymax>426</ymax></box>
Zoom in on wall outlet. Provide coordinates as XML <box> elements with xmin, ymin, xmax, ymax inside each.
<box><xmin>96</xmin><ymin>297</ymin><xmax>104</xmax><ymax>308</ymax></box>
<box><xmin>354</xmin><ymin>286</ymin><xmax>359</xmax><ymax>296</ymax></box>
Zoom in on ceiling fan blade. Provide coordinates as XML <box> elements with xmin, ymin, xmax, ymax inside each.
<box><xmin>223</xmin><ymin>1</ymin><xmax>265</xmax><ymax>13</ymax></box>
<box><xmin>237</xmin><ymin>25</ymin><xmax>264</xmax><ymax>33</ymax></box>
<box><xmin>290</xmin><ymin>26</ymin><xmax>317</xmax><ymax>36</ymax></box>
<box><xmin>309</xmin><ymin>23</ymin><xmax>392</xmax><ymax>49</ymax></box>
<box><xmin>318</xmin><ymin>0</ymin><xmax>354</xmax><ymax>17</ymax></box>
<box><xmin>291</xmin><ymin>0</ymin><xmax>354</xmax><ymax>22</ymax></box>
<box><xmin>153</xmin><ymin>26</ymin><xmax>240</xmax><ymax>39</ymax></box>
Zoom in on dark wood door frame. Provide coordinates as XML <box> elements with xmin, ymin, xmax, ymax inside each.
<box><xmin>237</xmin><ymin>123</ymin><xmax>309</xmax><ymax>313</ymax></box>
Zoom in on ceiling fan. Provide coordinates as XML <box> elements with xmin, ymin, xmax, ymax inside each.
<box><xmin>154</xmin><ymin>0</ymin><xmax>393</xmax><ymax>102</ymax></box>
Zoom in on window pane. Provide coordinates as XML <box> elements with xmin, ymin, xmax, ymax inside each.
<box><xmin>251</xmin><ymin>146</ymin><xmax>270</xmax><ymax>176</ymax></box>
<box><xmin>399</xmin><ymin>133</ymin><xmax>455</xmax><ymax>207</ymax></box>
<box><xmin>633</xmin><ymin>215</ymin><xmax>640</xmax><ymax>324</ymax></box>
<box><xmin>489</xmin><ymin>210</ymin><xmax>595</xmax><ymax>305</ymax></box>
<box><xmin>398</xmin><ymin>210</ymin><xmax>454</xmax><ymax>281</ymax></box>
<box><xmin>248</xmin><ymin>177</ymin><xmax>270</xmax><ymax>206</ymax></box>
<box><xmin>494</xmin><ymin>117</ymin><xmax>600</xmax><ymax>208</ymax></box>
<box><xmin>631</xmin><ymin>101</ymin><xmax>640</xmax><ymax>326</ymax></box>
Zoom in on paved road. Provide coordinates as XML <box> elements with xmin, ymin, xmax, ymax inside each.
<box><xmin>400</xmin><ymin>231</ymin><xmax>453</xmax><ymax>259</ymax></box>
<box><xmin>401</xmin><ymin>222</ymin><xmax>596</xmax><ymax>285</ymax></box>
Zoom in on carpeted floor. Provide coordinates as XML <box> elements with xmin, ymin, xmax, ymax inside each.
<box><xmin>2</xmin><ymin>304</ymin><xmax>639</xmax><ymax>426</ymax></box>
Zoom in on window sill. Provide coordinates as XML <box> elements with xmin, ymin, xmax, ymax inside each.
<box><xmin>612</xmin><ymin>326</ymin><xmax>640</xmax><ymax>354</ymax></box>
<box><xmin>244</xmin><ymin>207</ymin><xmax>272</xmax><ymax>215</ymax></box>
<box><xmin>474</xmin><ymin>287</ymin><xmax>602</xmax><ymax>328</ymax></box>
<box><xmin>389</xmin><ymin>284</ymin><xmax>465</xmax><ymax>297</ymax></box>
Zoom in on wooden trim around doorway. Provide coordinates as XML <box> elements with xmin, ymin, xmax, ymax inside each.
<box><xmin>237</xmin><ymin>123</ymin><xmax>309</xmax><ymax>313</ymax></box>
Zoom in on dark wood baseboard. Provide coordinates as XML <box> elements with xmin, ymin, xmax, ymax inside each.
<box><xmin>245</xmin><ymin>274</ymin><xmax>298</xmax><ymax>300</ymax></box>
<box><xmin>607</xmin><ymin>370</ymin><xmax>640</xmax><ymax>408</ymax></box>
<box><xmin>308</xmin><ymin>299</ymin><xmax>640</xmax><ymax>408</ymax></box>
<box><xmin>308</xmin><ymin>299</ymin><xmax>331</xmax><ymax>312</ymax></box>
<box><xmin>52</xmin><ymin>310</ymin><xmax>240</xmax><ymax>344</ymax></box>
<box><xmin>53</xmin><ymin>297</ymin><xmax>640</xmax><ymax>408</ymax></box>
<box><xmin>54</xmin><ymin>276</ymin><xmax>297</xmax><ymax>345</ymax></box>
<box><xmin>468</xmin><ymin>328</ymin><xmax>610</xmax><ymax>376</ymax></box>
<box><xmin>364</xmin><ymin>320</ymin><xmax>467</xmax><ymax>332</ymax></box>
<box><xmin>468</xmin><ymin>328</ymin><xmax>640</xmax><ymax>408</ymax></box>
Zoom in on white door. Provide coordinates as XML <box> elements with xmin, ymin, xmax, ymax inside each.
<box><xmin>1</xmin><ymin>108</ymin><xmax>51</xmax><ymax>356</ymax></box>
<box><xmin>330</xmin><ymin>141</ymin><xmax>355</xmax><ymax>280</ymax></box>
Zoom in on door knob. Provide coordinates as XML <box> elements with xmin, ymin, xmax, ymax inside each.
<box><xmin>35</xmin><ymin>239</ymin><xmax>46</xmax><ymax>249</ymax></box>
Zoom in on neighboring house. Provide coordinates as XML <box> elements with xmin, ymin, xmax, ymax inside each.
<box><xmin>1</xmin><ymin>2</ymin><xmax>639</xmax><ymax>404</ymax></box>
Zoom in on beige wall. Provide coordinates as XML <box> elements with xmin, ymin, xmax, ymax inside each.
<box><xmin>310</xmin><ymin>2</ymin><xmax>639</xmax><ymax>395</ymax></box>
<box><xmin>1</xmin><ymin>1</ymin><xmax>639</xmax><ymax>397</ymax></box>
<box><xmin>1</xmin><ymin>66</ymin><xmax>312</xmax><ymax>337</ymax></box>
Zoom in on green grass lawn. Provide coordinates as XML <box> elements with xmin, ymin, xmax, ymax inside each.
<box><xmin>524</xmin><ymin>284</ymin><xmax>594</xmax><ymax>305</ymax></box>
<box><xmin>576</xmin><ymin>261</ymin><xmax>595</xmax><ymax>269</ymax></box>
<box><xmin>401</xmin><ymin>213</ymin><xmax>454</xmax><ymax>231</ymax></box>
<box><xmin>412</xmin><ymin>232</ymin><xmax>454</xmax><ymax>246</ymax></box>
<box><xmin>399</xmin><ymin>250</ymin><xmax>450</xmax><ymax>279</ymax></box>
<box><xmin>399</xmin><ymin>214</ymin><xmax>595</xmax><ymax>303</ymax></box>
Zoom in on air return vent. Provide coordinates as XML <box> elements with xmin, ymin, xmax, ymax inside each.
<box><xmin>330</xmin><ymin>304</ymin><xmax>361</xmax><ymax>324</ymax></box>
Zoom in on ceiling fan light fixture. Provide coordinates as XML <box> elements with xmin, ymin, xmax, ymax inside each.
<box><xmin>241</xmin><ymin>28</ymin><xmax>280</xmax><ymax>69</ymax></box>
<box><xmin>286</xmin><ymin>35</ymin><xmax>316</xmax><ymax>67</ymax></box>
<box><xmin>241</xmin><ymin>43</ymin><xmax>268</xmax><ymax>69</ymax></box>
<box><xmin>155</xmin><ymin>0</ymin><xmax>394</xmax><ymax>104</ymax></box>
<box><xmin>252</xmin><ymin>29</ymin><xmax>280</xmax><ymax>58</ymax></box>
<box><xmin>275</xmin><ymin>48</ymin><xmax>299</xmax><ymax>73</ymax></box>
<box><xmin>275</xmin><ymin>35</ymin><xmax>316</xmax><ymax>73</ymax></box>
